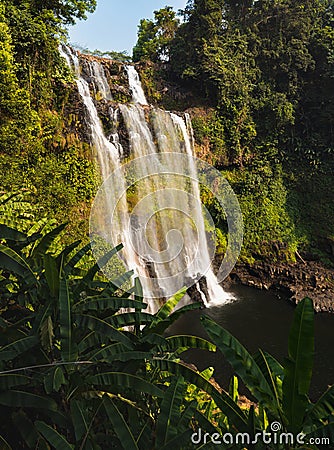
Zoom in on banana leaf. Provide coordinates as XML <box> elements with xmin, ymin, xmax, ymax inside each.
<box><xmin>282</xmin><ymin>297</ymin><xmax>314</xmax><ymax>432</ymax></box>
<box><xmin>103</xmin><ymin>396</ymin><xmax>139</xmax><ymax>450</ymax></box>
<box><xmin>35</xmin><ymin>421</ymin><xmax>73</xmax><ymax>450</ymax></box>
<box><xmin>156</xmin><ymin>376</ymin><xmax>185</xmax><ymax>446</ymax></box>
<box><xmin>89</xmin><ymin>371</ymin><xmax>163</xmax><ymax>398</ymax></box>
<box><xmin>0</xmin><ymin>244</ymin><xmax>38</xmax><ymax>287</ymax></box>
<box><xmin>201</xmin><ymin>315</ymin><xmax>280</xmax><ymax>417</ymax></box>
<box><xmin>152</xmin><ymin>358</ymin><xmax>249</xmax><ymax>432</ymax></box>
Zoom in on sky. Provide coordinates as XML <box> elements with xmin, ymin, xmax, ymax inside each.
<box><xmin>68</xmin><ymin>0</ymin><xmax>187</xmax><ymax>55</ymax></box>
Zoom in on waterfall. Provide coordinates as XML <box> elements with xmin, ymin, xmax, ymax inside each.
<box><xmin>88</xmin><ymin>60</ymin><xmax>113</xmax><ymax>101</ymax></box>
<box><xmin>60</xmin><ymin>46</ymin><xmax>232</xmax><ymax>311</ymax></box>
<box><xmin>125</xmin><ymin>65</ymin><xmax>148</xmax><ymax>105</ymax></box>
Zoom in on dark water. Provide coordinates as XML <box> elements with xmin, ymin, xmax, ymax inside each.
<box><xmin>168</xmin><ymin>285</ymin><xmax>334</xmax><ymax>400</ymax></box>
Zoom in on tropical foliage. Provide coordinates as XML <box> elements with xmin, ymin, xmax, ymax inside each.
<box><xmin>0</xmin><ymin>0</ymin><xmax>98</xmax><ymax>241</ymax></box>
<box><xmin>0</xmin><ymin>210</ymin><xmax>333</xmax><ymax>449</ymax></box>
<box><xmin>0</xmin><ymin>213</ymin><xmax>214</xmax><ymax>449</ymax></box>
<box><xmin>201</xmin><ymin>298</ymin><xmax>334</xmax><ymax>447</ymax></box>
<box><xmin>134</xmin><ymin>0</ymin><xmax>334</xmax><ymax>264</ymax></box>
<box><xmin>133</xmin><ymin>7</ymin><xmax>179</xmax><ymax>63</ymax></box>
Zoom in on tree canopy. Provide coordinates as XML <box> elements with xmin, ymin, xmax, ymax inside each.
<box><xmin>134</xmin><ymin>0</ymin><xmax>334</xmax><ymax>168</ymax></box>
<box><xmin>133</xmin><ymin>6</ymin><xmax>179</xmax><ymax>62</ymax></box>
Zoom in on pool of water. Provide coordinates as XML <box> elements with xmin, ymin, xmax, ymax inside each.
<box><xmin>168</xmin><ymin>285</ymin><xmax>334</xmax><ymax>400</ymax></box>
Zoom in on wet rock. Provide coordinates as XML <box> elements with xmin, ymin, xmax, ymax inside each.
<box><xmin>220</xmin><ymin>258</ymin><xmax>334</xmax><ymax>313</ymax></box>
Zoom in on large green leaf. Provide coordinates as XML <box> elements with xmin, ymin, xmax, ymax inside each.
<box><xmin>304</xmin><ymin>421</ymin><xmax>334</xmax><ymax>445</ymax></box>
<box><xmin>89</xmin><ymin>372</ymin><xmax>163</xmax><ymax>397</ymax></box>
<box><xmin>282</xmin><ymin>297</ymin><xmax>314</xmax><ymax>432</ymax></box>
<box><xmin>229</xmin><ymin>375</ymin><xmax>239</xmax><ymax>403</ymax></box>
<box><xmin>77</xmin><ymin>330</ymin><xmax>105</xmax><ymax>354</ymax></box>
<box><xmin>0</xmin><ymin>390</ymin><xmax>57</xmax><ymax>410</ymax></box>
<box><xmin>0</xmin><ymin>374</ymin><xmax>30</xmax><ymax>390</ymax></box>
<box><xmin>44</xmin><ymin>254</ymin><xmax>59</xmax><ymax>297</ymax></box>
<box><xmin>103</xmin><ymin>397</ymin><xmax>139</xmax><ymax>450</ymax></box>
<box><xmin>0</xmin><ymin>335</ymin><xmax>39</xmax><ymax>361</ymax></box>
<box><xmin>134</xmin><ymin>277</ymin><xmax>143</xmax><ymax>302</ymax></box>
<box><xmin>59</xmin><ymin>276</ymin><xmax>77</xmax><ymax>362</ymax></box>
<box><xmin>91</xmin><ymin>349</ymin><xmax>153</xmax><ymax>363</ymax></box>
<box><xmin>154</xmin><ymin>287</ymin><xmax>187</xmax><ymax>321</ymax></box>
<box><xmin>253</xmin><ymin>349</ymin><xmax>284</xmax><ymax>421</ymax></box>
<box><xmin>56</xmin><ymin>240</ymin><xmax>81</xmax><ymax>267</ymax></box>
<box><xmin>255</xmin><ymin>350</ymin><xmax>284</xmax><ymax>380</ymax></box>
<box><xmin>73</xmin><ymin>313</ymin><xmax>134</xmax><ymax>349</ymax></box>
<box><xmin>159</xmin><ymin>335</ymin><xmax>216</xmax><ymax>355</ymax></box>
<box><xmin>0</xmin><ymin>244</ymin><xmax>38</xmax><ymax>286</ymax></box>
<box><xmin>151</xmin><ymin>359</ymin><xmax>249</xmax><ymax>432</ymax></box>
<box><xmin>306</xmin><ymin>384</ymin><xmax>334</xmax><ymax>422</ymax></box>
<box><xmin>0</xmin><ymin>224</ymin><xmax>41</xmax><ymax>249</ymax></box>
<box><xmin>145</xmin><ymin>301</ymin><xmax>202</xmax><ymax>335</ymax></box>
<box><xmin>110</xmin><ymin>270</ymin><xmax>135</xmax><ymax>291</ymax></box>
<box><xmin>88</xmin><ymin>342</ymin><xmax>127</xmax><ymax>361</ymax></box>
<box><xmin>107</xmin><ymin>312</ymin><xmax>155</xmax><ymax>328</ymax></box>
<box><xmin>156</xmin><ymin>377</ymin><xmax>185</xmax><ymax>446</ymax></box>
<box><xmin>44</xmin><ymin>367</ymin><xmax>66</xmax><ymax>394</ymax></box>
<box><xmin>73</xmin><ymin>296</ymin><xmax>148</xmax><ymax>312</ymax></box>
<box><xmin>35</xmin><ymin>421</ymin><xmax>73</xmax><ymax>450</ymax></box>
<box><xmin>201</xmin><ymin>315</ymin><xmax>279</xmax><ymax>416</ymax></box>
<box><xmin>179</xmin><ymin>400</ymin><xmax>197</xmax><ymax>429</ymax></box>
<box><xmin>70</xmin><ymin>400</ymin><xmax>89</xmax><ymax>441</ymax></box>
<box><xmin>134</xmin><ymin>277</ymin><xmax>144</xmax><ymax>334</ymax></box>
<box><xmin>73</xmin><ymin>244</ymin><xmax>123</xmax><ymax>295</ymax></box>
<box><xmin>30</xmin><ymin>223</ymin><xmax>67</xmax><ymax>261</ymax></box>
<box><xmin>63</xmin><ymin>242</ymin><xmax>92</xmax><ymax>276</ymax></box>
<box><xmin>32</xmin><ymin>301</ymin><xmax>53</xmax><ymax>337</ymax></box>
<box><xmin>12</xmin><ymin>410</ymin><xmax>39</xmax><ymax>449</ymax></box>
<box><xmin>0</xmin><ymin>224</ymin><xmax>27</xmax><ymax>242</ymax></box>
<box><xmin>193</xmin><ymin>409</ymin><xmax>224</xmax><ymax>446</ymax></box>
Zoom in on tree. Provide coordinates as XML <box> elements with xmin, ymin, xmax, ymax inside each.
<box><xmin>0</xmin><ymin>5</ymin><xmax>40</xmax><ymax>154</ymax></box>
<box><xmin>133</xmin><ymin>7</ymin><xmax>179</xmax><ymax>62</ymax></box>
<box><xmin>169</xmin><ymin>0</ymin><xmax>334</xmax><ymax>166</ymax></box>
<box><xmin>170</xmin><ymin>0</ymin><xmax>224</xmax><ymax>80</ymax></box>
<box><xmin>5</xmin><ymin>0</ymin><xmax>96</xmax><ymax>25</ymax></box>
<box><xmin>0</xmin><ymin>0</ymin><xmax>97</xmax><ymax>158</ymax></box>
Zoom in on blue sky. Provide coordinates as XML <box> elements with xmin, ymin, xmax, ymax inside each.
<box><xmin>68</xmin><ymin>0</ymin><xmax>187</xmax><ymax>55</ymax></box>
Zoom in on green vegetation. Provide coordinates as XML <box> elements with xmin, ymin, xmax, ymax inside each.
<box><xmin>0</xmin><ymin>0</ymin><xmax>98</xmax><ymax>242</ymax></box>
<box><xmin>134</xmin><ymin>0</ymin><xmax>334</xmax><ymax>264</ymax></box>
<box><xmin>72</xmin><ymin>44</ymin><xmax>132</xmax><ymax>62</ymax></box>
<box><xmin>0</xmin><ymin>215</ymin><xmax>333</xmax><ymax>449</ymax></box>
<box><xmin>0</xmin><ymin>1</ymin><xmax>333</xmax><ymax>448</ymax></box>
<box><xmin>133</xmin><ymin>7</ymin><xmax>179</xmax><ymax>63</ymax></box>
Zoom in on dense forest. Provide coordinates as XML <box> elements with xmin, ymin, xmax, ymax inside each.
<box><xmin>1</xmin><ymin>0</ymin><xmax>333</xmax><ymax>265</ymax></box>
<box><xmin>0</xmin><ymin>0</ymin><xmax>98</xmax><ymax>240</ymax></box>
<box><xmin>0</xmin><ymin>0</ymin><xmax>334</xmax><ymax>448</ymax></box>
<box><xmin>133</xmin><ymin>0</ymin><xmax>334</xmax><ymax>268</ymax></box>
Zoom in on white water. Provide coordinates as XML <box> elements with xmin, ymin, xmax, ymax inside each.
<box><xmin>59</xmin><ymin>45</ymin><xmax>231</xmax><ymax>311</ymax></box>
<box><xmin>125</xmin><ymin>65</ymin><xmax>148</xmax><ymax>105</ymax></box>
<box><xmin>88</xmin><ymin>60</ymin><xmax>113</xmax><ymax>101</ymax></box>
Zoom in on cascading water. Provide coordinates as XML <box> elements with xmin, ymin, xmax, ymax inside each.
<box><xmin>59</xmin><ymin>45</ymin><xmax>231</xmax><ymax>311</ymax></box>
<box><xmin>125</xmin><ymin>65</ymin><xmax>148</xmax><ymax>105</ymax></box>
<box><xmin>88</xmin><ymin>60</ymin><xmax>113</xmax><ymax>101</ymax></box>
